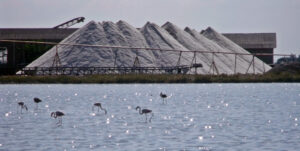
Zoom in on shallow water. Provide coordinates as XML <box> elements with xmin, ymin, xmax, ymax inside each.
<box><xmin>0</xmin><ymin>84</ymin><xmax>300</xmax><ymax>151</ymax></box>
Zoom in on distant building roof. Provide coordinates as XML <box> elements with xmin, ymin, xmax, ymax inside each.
<box><xmin>0</xmin><ymin>28</ymin><xmax>77</xmax><ymax>40</ymax></box>
<box><xmin>223</xmin><ymin>33</ymin><xmax>276</xmax><ymax>49</ymax></box>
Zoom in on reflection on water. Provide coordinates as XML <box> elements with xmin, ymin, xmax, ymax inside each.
<box><xmin>0</xmin><ymin>84</ymin><xmax>300</xmax><ymax>150</ymax></box>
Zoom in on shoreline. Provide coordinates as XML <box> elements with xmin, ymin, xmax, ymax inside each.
<box><xmin>0</xmin><ymin>73</ymin><xmax>300</xmax><ymax>84</ymax></box>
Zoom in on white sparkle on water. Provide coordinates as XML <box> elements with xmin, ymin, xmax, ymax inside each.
<box><xmin>198</xmin><ymin>136</ymin><xmax>203</xmax><ymax>141</ymax></box>
<box><xmin>205</xmin><ymin>125</ymin><xmax>212</xmax><ymax>129</ymax></box>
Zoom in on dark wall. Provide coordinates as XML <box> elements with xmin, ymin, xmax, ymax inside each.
<box><xmin>0</xmin><ymin>40</ymin><xmax>56</xmax><ymax>75</ymax></box>
<box><xmin>0</xmin><ymin>28</ymin><xmax>77</xmax><ymax>75</ymax></box>
<box><xmin>246</xmin><ymin>48</ymin><xmax>274</xmax><ymax>65</ymax></box>
<box><xmin>223</xmin><ymin>33</ymin><xmax>276</xmax><ymax>65</ymax></box>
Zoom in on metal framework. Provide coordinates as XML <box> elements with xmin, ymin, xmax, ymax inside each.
<box><xmin>52</xmin><ymin>45</ymin><xmax>61</xmax><ymax>67</ymax></box>
<box><xmin>19</xmin><ymin>66</ymin><xmax>191</xmax><ymax>75</ymax></box>
<box><xmin>208</xmin><ymin>53</ymin><xmax>219</xmax><ymax>75</ymax></box>
<box><xmin>53</xmin><ymin>17</ymin><xmax>85</xmax><ymax>29</ymax></box>
<box><xmin>0</xmin><ymin>40</ymin><xmax>295</xmax><ymax>76</ymax></box>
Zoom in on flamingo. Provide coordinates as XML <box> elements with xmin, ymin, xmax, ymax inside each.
<box><xmin>17</xmin><ymin>102</ymin><xmax>28</xmax><ymax>113</ymax></box>
<box><xmin>93</xmin><ymin>103</ymin><xmax>107</xmax><ymax>114</ymax></box>
<box><xmin>160</xmin><ymin>92</ymin><xmax>168</xmax><ymax>104</ymax></box>
<box><xmin>51</xmin><ymin>111</ymin><xmax>64</xmax><ymax>125</ymax></box>
<box><xmin>33</xmin><ymin>97</ymin><xmax>42</xmax><ymax>110</ymax></box>
<box><xmin>136</xmin><ymin>106</ymin><xmax>154</xmax><ymax>122</ymax></box>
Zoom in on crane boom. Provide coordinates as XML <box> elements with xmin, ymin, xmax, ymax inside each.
<box><xmin>53</xmin><ymin>17</ymin><xmax>85</xmax><ymax>29</ymax></box>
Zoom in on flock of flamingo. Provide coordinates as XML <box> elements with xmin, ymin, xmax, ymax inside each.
<box><xmin>17</xmin><ymin>92</ymin><xmax>168</xmax><ymax>125</ymax></box>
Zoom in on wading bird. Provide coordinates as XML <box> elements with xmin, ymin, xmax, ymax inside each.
<box><xmin>160</xmin><ymin>92</ymin><xmax>168</xmax><ymax>104</ymax></box>
<box><xmin>51</xmin><ymin>111</ymin><xmax>64</xmax><ymax>125</ymax></box>
<box><xmin>17</xmin><ymin>102</ymin><xmax>28</xmax><ymax>113</ymax></box>
<box><xmin>93</xmin><ymin>103</ymin><xmax>107</xmax><ymax>114</ymax></box>
<box><xmin>33</xmin><ymin>97</ymin><xmax>42</xmax><ymax>110</ymax></box>
<box><xmin>136</xmin><ymin>106</ymin><xmax>153</xmax><ymax>123</ymax></box>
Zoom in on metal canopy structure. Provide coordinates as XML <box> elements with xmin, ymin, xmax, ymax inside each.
<box><xmin>0</xmin><ymin>39</ymin><xmax>292</xmax><ymax>76</ymax></box>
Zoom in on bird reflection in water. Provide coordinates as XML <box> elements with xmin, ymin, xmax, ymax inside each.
<box><xmin>17</xmin><ymin>102</ymin><xmax>28</xmax><ymax>114</ymax></box>
<box><xmin>51</xmin><ymin>111</ymin><xmax>64</xmax><ymax>126</ymax></box>
<box><xmin>33</xmin><ymin>97</ymin><xmax>42</xmax><ymax>110</ymax></box>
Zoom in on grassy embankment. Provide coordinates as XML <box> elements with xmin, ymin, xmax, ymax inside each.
<box><xmin>0</xmin><ymin>72</ymin><xmax>300</xmax><ymax>84</ymax></box>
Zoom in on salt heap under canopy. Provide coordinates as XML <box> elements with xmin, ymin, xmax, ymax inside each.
<box><xmin>25</xmin><ymin>20</ymin><xmax>271</xmax><ymax>75</ymax></box>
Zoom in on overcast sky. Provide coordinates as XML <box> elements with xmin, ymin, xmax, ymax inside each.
<box><xmin>0</xmin><ymin>0</ymin><xmax>299</xmax><ymax>57</ymax></box>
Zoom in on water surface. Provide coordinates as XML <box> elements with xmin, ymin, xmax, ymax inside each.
<box><xmin>0</xmin><ymin>84</ymin><xmax>300</xmax><ymax>150</ymax></box>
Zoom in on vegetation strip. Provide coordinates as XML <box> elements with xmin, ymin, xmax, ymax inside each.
<box><xmin>0</xmin><ymin>73</ymin><xmax>300</xmax><ymax>84</ymax></box>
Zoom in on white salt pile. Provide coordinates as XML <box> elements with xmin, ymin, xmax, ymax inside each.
<box><xmin>163</xmin><ymin>22</ymin><xmax>233</xmax><ymax>74</ymax></box>
<box><xmin>25</xmin><ymin>20</ymin><xmax>271</xmax><ymax>75</ymax></box>
<box><xmin>201</xmin><ymin>27</ymin><xmax>272</xmax><ymax>73</ymax></box>
<box><xmin>184</xmin><ymin>27</ymin><xmax>241</xmax><ymax>73</ymax></box>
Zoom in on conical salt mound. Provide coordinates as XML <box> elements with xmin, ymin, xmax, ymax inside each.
<box><xmin>163</xmin><ymin>22</ymin><xmax>234</xmax><ymax>74</ymax></box>
<box><xmin>102</xmin><ymin>21</ymin><xmax>134</xmax><ymax>67</ymax></box>
<box><xmin>116</xmin><ymin>20</ymin><xmax>157</xmax><ymax>67</ymax></box>
<box><xmin>24</xmin><ymin>20</ymin><xmax>272</xmax><ymax>75</ymax></box>
<box><xmin>26</xmin><ymin>21</ymin><xmax>115</xmax><ymax>67</ymax></box>
<box><xmin>140</xmin><ymin>22</ymin><xmax>190</xmax><ymax>67</ymax></box>
<box><xmin>184</xmin><ymin>27</ymin><xmax>248</xmax><ymax>74</ymax></box>
<box><xmin>201</xmin><ymin>27</ymin><xmax>271</xmax><ymax>74</ymax></box>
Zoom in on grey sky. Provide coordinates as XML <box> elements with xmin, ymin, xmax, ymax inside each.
<box><xmin>0</xmin><ymin>0</ymin><xmax>299</xmax><ymax>57</ymax></box>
